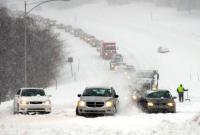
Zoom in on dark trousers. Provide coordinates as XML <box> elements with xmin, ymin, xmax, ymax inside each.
<box><xmin>178</xmin><ymin>93</ymin><xmax>184</xmax><ymax>102</ymax></box>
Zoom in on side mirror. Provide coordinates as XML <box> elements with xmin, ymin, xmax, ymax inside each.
<box><xmin>114</xmin><ymin>95</ymin><xmax>119</xmax><ymax>98</ymax></box>
<box><xmin>77</xmin><ymin>94</ymin><xmax>81</xmax><ymax>97</ymax></box>
<box><xmin>172</xmin><ymin>96</ymin><xmax>177</xmax><ymax>99</ymax></box>
<box><xmin>140</xmin><ymin>97</ymin><xmax>146</xmax><ymax>102</ymax></box>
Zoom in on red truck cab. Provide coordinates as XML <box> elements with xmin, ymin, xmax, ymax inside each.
<box><xmin>100</xmin><ymin>42</ymin><xmax>117</xmax><ymax>59</ymax></box>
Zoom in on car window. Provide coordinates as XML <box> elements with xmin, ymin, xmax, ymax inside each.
<box><xmin>146</xmin><ymin>91</ymin><xmax>171</xmax><ymax>99</ymax></box>
<box><xmin>83</xmin><ymin>88</ymin><xmax>112</xmax><ymax>97</ymax></box>
<box><xmin>21</xmin><ymin>89</ymin><xmax>46</xmax><ymax>97</ymax></box>
<box><xmin>112</xmin><ymin>57</ymin><xmax>122</xmax><ymax>62</ymax></box>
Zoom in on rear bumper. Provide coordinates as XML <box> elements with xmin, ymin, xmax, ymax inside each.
<box><xmin>19</xmin><ymin>104</ymin><xmax>51</xmax><ymax>113</ymax></box>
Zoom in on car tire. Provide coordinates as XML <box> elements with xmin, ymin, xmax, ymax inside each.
<box><xmin>170</xmin><ymin>109</ymin><xmax>176</xmax><ymax>113</ymax></box>
<box><xmin>14</xmin><ymin>104</ymin><xmax>19</xmax><ymax>115</ymax></box>
<box><xmin>76</xmin><ymin>107</ymin><xmax>80</xmax><ymax>116</ymax></box>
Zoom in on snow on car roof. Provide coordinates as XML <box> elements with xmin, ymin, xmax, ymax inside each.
<box><xmin>21</xmin><ymin>87</ymin><xmax>44</xmax><ymax>90</ymax></box>
<box><xmin>85</xmin><ymin>86</ymin><xmax>112</xmax><ymax>89</ymax></box>
<box><xmin>146</xmin><ymin>89</ymin><xmax>169</xmax><ymax>94</ymax></box>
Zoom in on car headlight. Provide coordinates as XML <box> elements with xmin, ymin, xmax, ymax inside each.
<box><xmin>20</xmin><ymin>100</ymin><xmax>28</xmax><ymax>105</ymax></box>
<box><xmin>147</xmin><ymin>102</ymin><xmax>154</xmax><ymax>107</ymax></box>
<box><xmin>105</xmin><ymin>101</ymin><xmax>113</xmax><ymax>107</ymax></box>
<box><xmin>44</xmin><ymin>100</ymin><xmax>51</xmax><ymax>105</ymax></box>
<box><xmin>78</xmin><ymin>101</ymin><xmax>86</xmax><ymax>107</ymax></box>
<box><xmin>132</xmin><ymin>95</ymin><xmax>137</xmax><ymax>101</ymax></box>
<box><xmin>167</xmin><ymin>102</ymin><xmax>174</xmax><ymax>107</ymax></box>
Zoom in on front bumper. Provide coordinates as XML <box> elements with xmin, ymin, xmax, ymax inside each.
<box><xmin>146</xmin><ymin>105</ymin><xmax>176</xmax><ymax>113</ymax></box>
<box><xmin>19</xmin><ymin>104</ymin><xmax>51</xmax><ymax>113</ymax></box>
<box><xmin>77</xmin><ymin>106</ymin><xmax>116</xmax><ymax>115</ymax></box>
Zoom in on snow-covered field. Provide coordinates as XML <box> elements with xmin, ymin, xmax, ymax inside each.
<box><xmin>1</xmin><ymin>0</ymin><xmax>200</xmax><ymax>135</ymax></box>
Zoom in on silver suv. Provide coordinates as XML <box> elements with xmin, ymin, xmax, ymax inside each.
<box><xmin>76</xmin><ymin>87</ymin><xmax>119</xmax><ymax>116</ymax></box>
<box><xmin>110</xmin><ymin>54</ymin><xmax>125</xmax><ymax>70</ymax></box>
<box><xmin>13</xmin><ymin>88</ymin><xmax>51</xmax><ymax>114</ymax></box>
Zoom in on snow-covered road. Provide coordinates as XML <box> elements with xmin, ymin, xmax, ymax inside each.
<box><xmin>1</xmin><ymin>0</ymin><xmax>200</xmax><ymax>135</ymax></box>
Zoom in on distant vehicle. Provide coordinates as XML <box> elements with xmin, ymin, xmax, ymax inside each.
<box><xmin>110</xmin><ymin>53</ymin><xmax>125</xmax><ymax>70</ymax></box>
<box><xmin>134</xmin><ymin>89</ymin><xmax>176</xmax><ymax>113</ymax></box>
<box><xmin>96</xmin><ymin>40</ymin><xmax>104</xmax><ymax>52</ymax></box>
<box><xmin>84</xmin><ymin>35</ymin><xmax>95</xmax><ymax>43</ymax></box>
<box><xmin>13</xmin><ymin>88</ymin><xmax>51</xmax><ymax>114</ymax></box>
<box><xmin>157</xmin><ymin>46</ymin><xmax>170</xmax><ymax>53</ymax></box>
<box><xmin>100</xmin><ymin>42</ymin><xmax>117</xmax><ymax>59</ymax></box>
<box><xmin>73</xmin><ymin>28</ymin><xmax>83</xmax><ymax>37</ymax></box>
<box><xmin>56</xmin><ymin>24</ymin><xmax>65</xmax><ymax>29</ymax></box>
<box><xmin>88</xmin><ymin>38</ymin><xmax>99</xmax><ymax>47</ymax></box>
<box><xmin>48</xmin><ymin>20</ymin><xmax>57</xmax><ymax>27</ymax></box>
<box><xmin>125</xmin><ymin>65</ymin><xmax>135</xmax><ymax>71</ymax></box>
<box><xmin>80</xmin><ymin>32</ymin><xmax>87</xmax><ymax>40</ymax></box>
<box><xmin>64</xmin><ymin>25</ymin><xmax>73</xmax><ymax>33</ymax></box>
<box><xmin>135</xmin><ymin>70</ymin><xmax>159</xmax><ymax>90</ymax></box>
<box><xmin>76</xmin><ymin>87</ymin><xmax>119</xmax><ymax>116</ymax></box>
<box><xmin>112</xmin><ymin>53</ymin><xmax>123</xmax><ymax>60</ymax></box>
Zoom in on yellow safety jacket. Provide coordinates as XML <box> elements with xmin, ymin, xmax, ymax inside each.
<box><xmin>177</xmin><ymin>86</ymin><xmax>184</xmax><ymax>93</ymax></box>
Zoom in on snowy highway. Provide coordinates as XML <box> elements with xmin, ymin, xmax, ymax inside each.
<box><xmin>1</xmin><ymin>0</ymin><xmax>200</xmax><ymax>135</ymax></box>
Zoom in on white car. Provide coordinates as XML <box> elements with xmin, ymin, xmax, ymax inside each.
<box><xmin>13</xmin><ymin>88</ymin><xmax>52</xmax><ymax>114</ymax></box>
<box><xmin>157</xmin><ymin>46</ymin><xmax>170</xmax><ymax>53</ymax></box>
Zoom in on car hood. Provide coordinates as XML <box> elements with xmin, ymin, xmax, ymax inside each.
<box><xmin>146</xmin><ymin>98</ymin><xmax>174</xmax><ymax>103</ymax></box>
<box><xmin>80</xmin><ymin>96</ymin><xmax>113</xmax><ymax>102</ymax></box>
<box><xmin>21</xmin><ymin>96</ymin><xmax>49</xmax><ymax>102</ymax></box>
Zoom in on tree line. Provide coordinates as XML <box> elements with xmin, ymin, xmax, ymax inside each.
<box><xmin>0</xmin><ymin>7</ymin><xmax>64</xmax><ymax>102</ymax></box>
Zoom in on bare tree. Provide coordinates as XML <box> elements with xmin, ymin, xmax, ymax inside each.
<box><xmin>0</xmin><ymin>7</ymin><xmax>65</xmax><ymax>101</ymax></box>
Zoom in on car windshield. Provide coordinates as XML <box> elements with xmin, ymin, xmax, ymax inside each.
<box><xmin>146</xmin><ymin>91</ymin><xmax>171</xmax><ymax>99</ymax></box>
<box><xmin>112</xmin><ymin>57</ymin><xmax>122</xmax><ymax>62</ymax></box>
<box><xmin>83</xmin><ymin>88</ymin><xmax>112</xmax><ymax>97</ymax></box>
<box><xmin>21</xmin><ymin>89</ymin><xmax>46</xmax><ymax>97</ymax></box>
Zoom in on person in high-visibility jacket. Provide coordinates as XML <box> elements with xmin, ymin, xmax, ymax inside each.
<box><xmin>177</xmin><ymin>84</ymin><xmax>185</xmax><ymax>102</ymax></box>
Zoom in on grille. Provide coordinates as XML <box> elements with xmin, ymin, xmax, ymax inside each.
<box><xmin>30</xmin><ymin>101</ymin><xmax>43</xmax><ymax>104</ymax></box>
<box><xmin>86</xmin><ymin>102</ymin><xmax>104</xmax><ymax>107</ymax></box>
<box><xmin>85</xmin><ymin>110</ymin><xmax>105</xmax><ymax>113</ymax></box>
<box><xmin>28</xmin><ymin>108</ymin><xmax>45</xmax><ymax>111</ymax></box>
<box><xmin>155</xmin><ymin>102</ymin><xmax>166</xmax><ymax>106</ymax></box>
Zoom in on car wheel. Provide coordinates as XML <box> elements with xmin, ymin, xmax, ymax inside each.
<box><xmin>14</xmin><ymin>104</ymin><xmax>19</xmax><ymax>115</ymax></box>
<box><xmin>170</xmin><ymin>109</ymin><xmax>176</xmax><ymax>113</ymax></box>
<box><xmin>114</xmin><ymin>106</ymin><xmax>117</xmax><ymax>113</ymax></box>
<box><xmin>76</xmin><ymin>107</ymin><xmax>80</xmax><ymax>116</ymax></box>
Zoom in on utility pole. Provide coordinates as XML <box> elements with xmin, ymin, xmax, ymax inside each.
<box><xmin>24</xmin><ymin>0</ymin><xmax>27</xmax><ymax>87</ymax></box>
<box><xmin>23</xmin><ymin>0</ymin><xmax>70</xmax><ymax>87</ymax></box>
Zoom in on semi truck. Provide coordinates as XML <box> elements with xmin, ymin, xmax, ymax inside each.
<box><xmin>100</xmin><ymin>42</ymin><xmax>117</xmax><ymax>60</ymax></box>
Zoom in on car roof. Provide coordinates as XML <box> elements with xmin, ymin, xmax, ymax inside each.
<box><xmin>20</xmin><ymin>88</ymin><xmax>44</xmax><ymax>90</ymax></box>
<box><xmin>146</xmin><ymin>89</ymin><xmax>170</xmax><ymax>94</ymax></box>
<box><xmin>85</xmin><ymin>86</ymin><xmax>112</xmax><ymax>89</ymax></box>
